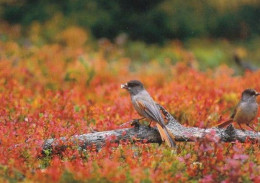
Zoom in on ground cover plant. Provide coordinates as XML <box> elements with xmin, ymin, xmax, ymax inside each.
<box><xmin>0</xmin><ymin>25</ymin><xmax>260</xmax><ymax>182</ymax></box>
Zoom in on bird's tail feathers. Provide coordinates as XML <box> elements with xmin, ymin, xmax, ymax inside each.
<box><xmin>156</xmin><ymin>124</ymin><xmax>176</xmax><ymax>148</ymax></box>
<box><xmin>215</xmin><ymin>119</ymin><xmax>233</xmax><ymax>128</ymax></box>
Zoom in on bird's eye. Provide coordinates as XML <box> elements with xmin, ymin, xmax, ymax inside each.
<box><xmin>128</xmin><ymin>83</ymin><xmax>136</xmax><ymax>87</ymax></box>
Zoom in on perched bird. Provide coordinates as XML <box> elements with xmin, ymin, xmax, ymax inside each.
<box><xmin>233</xmin><ymin>53</ymin><xmax>258</xmax><ymax>72</ymax></box>
<box><xmin>216</xmin><ymin>89</ymin><xmax>259</xmax><ymax>131</ymax></box>
<box><xmin>121</xmin><ymin>80</ymin><xmax>176</xmax><ymax>147</ymax></box>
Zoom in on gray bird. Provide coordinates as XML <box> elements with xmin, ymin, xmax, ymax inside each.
<box><xmin>121</xmin><ymin>80</ymin><xmax>176</xmax><ymax>147</ymax></box>
<box><xmin>216</xmin><ymin>89</ymin><xmax>259</xmax><ymax>131</ymax></box>
<box><xmin>234</xmin><ymin>54</ymin><xmax>258</xmax><ymax>72</ymax></box>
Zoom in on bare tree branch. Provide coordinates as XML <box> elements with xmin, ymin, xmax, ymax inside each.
<box><xmin>42</xmin><ymin>105</ymin><xmax>260</xmax><ymax>154</ymax></box>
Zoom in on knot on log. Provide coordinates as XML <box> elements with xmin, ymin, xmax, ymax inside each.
<box><xmin>224</xmin><ymin>124</ymin><xmax>236</xmax><ymax>138</ymax></box>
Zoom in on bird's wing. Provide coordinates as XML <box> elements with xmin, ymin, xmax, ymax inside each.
<box><xmin>134</xmin><ymin>94</ymin><xmax>176</xmax><ymax>148</ymax></box>
<box><xmin>135</xmin><ymin>97</ymin><xmax>165</xmax><ymax>125</ymax></box>
<box><xmin>230</xmin><ymin>102</ymin><xmax>240</xmax><ymax>119</ymax></box>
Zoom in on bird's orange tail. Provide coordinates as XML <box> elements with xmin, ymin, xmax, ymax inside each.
<box><xmin>215</xmin><ymin>119</ymin><xmax>233</xmax><ymax>128</ymax></box>
<box><xmin>156</xmin><ymin>124</ymin><xmax>176</xmax><ymax>148</ymax></box>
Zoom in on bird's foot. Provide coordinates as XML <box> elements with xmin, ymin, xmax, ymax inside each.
<box><xmin>147</xmin><ymin>121</ymin><xmax>152</xmax><ymax>128</ymax></box>
<box><xmin>238</xmin><ymin>123</ymin><xmax>245</xmax><ymax>131</ymax></box>
<box><xmin>131</xmin><ymin>119</ymin><xmax>141</xmax><ymax>128</ymax></box>
<box><xmin>246</xmin><ymin>124</ymin><xmax>256</xmax><ymax>131</ymax></box>
<box><xmin>240</xmin><ymin>127</ymin><xmax>246</xmax><ymax>131</ymax></box>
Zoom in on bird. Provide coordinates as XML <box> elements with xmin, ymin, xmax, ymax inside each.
<box><xmin>121</xmin><ymin>80</ymin><xmax>176</xmax><ymax>147</ymax></box>
<box><xmin>233</xmin><ymin>53</ymin><xmax>258</xmax><ymax>72</ymax></box>
<box><xmin>216</xmin><ymin>89</ymin><xmax>259</xmax><ymax>131</ymax></box>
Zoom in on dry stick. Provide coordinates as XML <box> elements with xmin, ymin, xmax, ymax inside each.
<box><xmin>43</xmin><ymin>105</ymin><xmax>260</xmax><ymax>154</ymax></box>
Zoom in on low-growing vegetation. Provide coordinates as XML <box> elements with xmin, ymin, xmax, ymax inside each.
<box><xmin>0</xmin><ymin>25</ymin><xmax>259</xmax><ymax>182</ymax></box>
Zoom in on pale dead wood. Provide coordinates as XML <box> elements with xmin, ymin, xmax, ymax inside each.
<box><xmin>42</xmin><ymin>105</ymin><xmax>260</xmax><ymax>154</ymax></box>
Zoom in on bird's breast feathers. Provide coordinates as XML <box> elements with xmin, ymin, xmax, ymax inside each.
<box><xmin>234</xmin><ymin>102</ymin><xmax>258</xmax><ymax>123</ymax></box>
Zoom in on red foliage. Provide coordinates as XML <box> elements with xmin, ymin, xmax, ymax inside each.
<box><xmin>0</xmin><ymin>26</ymin><xmax>259</xmax><ymax>182</ymax></box>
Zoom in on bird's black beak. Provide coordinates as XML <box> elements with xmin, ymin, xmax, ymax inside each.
<box><xmin>121</xmin><ymin>83</ymin><xmax>128</xmax><ymax>89</ymax></box>
<box><xmin>256</xmin><ymin>92</ymin><xmax>260</xmax><ymax>96</ymax></box>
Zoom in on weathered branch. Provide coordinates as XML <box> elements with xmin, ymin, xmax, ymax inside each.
<box><xmin>42</xmin><ymin>105</ymin><xmax>260</xmax><ymax>154</ymax></box>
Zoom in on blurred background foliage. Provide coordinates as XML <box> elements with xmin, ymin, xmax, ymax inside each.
<box><xmin>0</xmin><ymin>0</ymin><xmax>260</xmax><ymax>70</ymax></box>
<box><xmin>1</xmin><ymin>0</ymin><xmax>260</xmax><ymax>42</ymax></box>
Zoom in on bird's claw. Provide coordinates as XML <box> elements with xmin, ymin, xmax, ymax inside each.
<box><xmin>131</xmin><ymin>119</ymin><xmax>141</xmax><ymax>128</ymax></box>
<box><xmin>147</xmin><ymin>121</ymin><xmax>152</xmax><ymax>128</ymax></box>
<box><xmin>246</xmin><ymin>124</ymin><xmax>256</xmax><ymax>131</ymax></box>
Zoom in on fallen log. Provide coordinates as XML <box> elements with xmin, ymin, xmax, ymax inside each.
<box><xmin>42</xmin><ymin>105</ymin><xmax>260</xmax><ymax>154</ymax></box>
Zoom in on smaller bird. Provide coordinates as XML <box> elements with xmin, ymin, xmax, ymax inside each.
<box><xmin>216</xmin><ymin>89</ymin><xmax>259</xmax><ymax>131</ymax></box>
<box><xmin>233</xmin><ymin>53</ymin><xmax>258</xmax><ymax>72</ymax></box>
<box><xmin>121</xmin><ymin>80</ymin><xmax>176</xmax><ymax>147</ymax></box>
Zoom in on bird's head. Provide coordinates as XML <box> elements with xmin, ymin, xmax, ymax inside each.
<box><xmin>241</xmin><ymin>88</ymin><xmax>260</xmax><ymax>101</ymax></box>
<box><xmin>121</xmin><ymin>80</ymin><xmax>144</xmax><ymax>95</ymax></box>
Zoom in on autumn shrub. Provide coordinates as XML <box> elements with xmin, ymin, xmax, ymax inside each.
<box><xmin>0</xmin><ymin>25</ymin><xmax>259</xmax><ymax>182</ymax></box>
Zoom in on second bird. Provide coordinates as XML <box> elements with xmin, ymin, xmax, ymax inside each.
<box><xmin>121</xmin><ymin>80</ymin><xmax>176</xmax><ymax>148</ymax></box>
<box><xmin>216</xmin><ymin>88</ymin><xmax>259</xmax><ymax>131</ymax></box>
